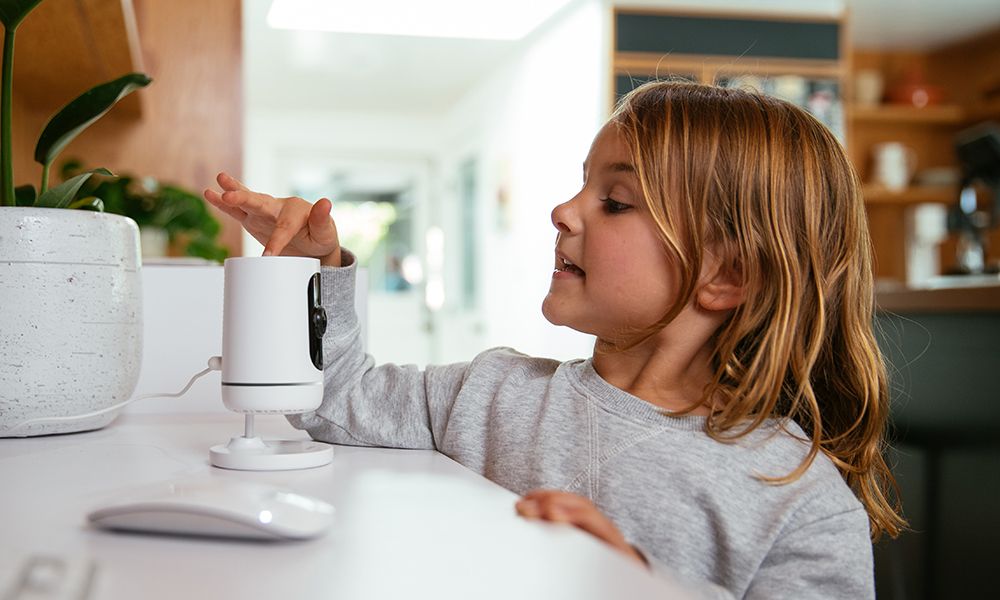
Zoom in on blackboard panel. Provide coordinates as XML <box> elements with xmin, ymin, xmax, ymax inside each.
<box><xmin>615</xmin><ymin>74</ymin><xmax>654</xmax><ymax>99</ymax></box>
<box><xmin>616</xmin><ymin>13</ymin><xmax>840</xmax><ymax>60</ymax></box>
<box><xmin>614</xmin><ymin>74</ymin><xmax>697</xmax><ymax>100</ymax></box>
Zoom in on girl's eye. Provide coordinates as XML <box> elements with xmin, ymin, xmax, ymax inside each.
<box><xmin>601</xmin><ymin>198</ymin><xmax>632</xmax><ymax>214</ymax></box>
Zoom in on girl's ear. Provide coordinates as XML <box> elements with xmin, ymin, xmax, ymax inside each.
<box><xmin>696</xmin><ymin>253</ymin><xmax>745</xmax><ymax>312</ymax></box>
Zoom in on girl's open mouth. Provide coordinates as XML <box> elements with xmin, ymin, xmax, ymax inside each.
<box><xmin>557</xmin><ymin>257</ymin><xmax>585</xmax><ymax>277</ymax></box>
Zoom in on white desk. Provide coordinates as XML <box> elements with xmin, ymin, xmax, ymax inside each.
<box><xmin>0</xmin><ymin>414</ymin><xmax>687</xmax><ymax>599</ymax></box>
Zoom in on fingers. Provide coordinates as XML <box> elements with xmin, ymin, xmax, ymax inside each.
<box><xmin>516</xmin><ymin>490</ymin><xmax>628</xmax><ymax>549</ymax></box>
<box><xmin>204</xmin><ymin>173</ymin><xmax>339</xmax><ymax>259</ymax></box>
<box><xmin>216</xmin><ymin>171</ymin><xmax>250</xmax><ymax>192</ymax></box>
<box><xmin>206</xmin><ymin>173</ymin><xmax>278</xmax><ymax>218</ymax></box>
<box><xmin>262</xmin><ymin>199</ymin><xmax>312</xmax><ymax>257</ymax></box>
<box><xmin>219</xmin><ymin>189</ymin><xmax>280</xmax><ymax>218</ymax></box>
<box><xmin>203</xmin><ymin>188</ymin><xmax>248</xmax><ymax>222</ymax></box>
<box><xmin>307</xmin><ymin>198</ymin><xmax>338</xmax><ymax>244</ymax></box>
<box><xmin>515</xmin><ymin>490</ymin><xmax>646</xmax><ymax>567</ymax></box>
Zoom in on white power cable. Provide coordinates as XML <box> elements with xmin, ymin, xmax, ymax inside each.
<box><xmin>4</xmin><ymin>356</ymin><xmax>223</xmax><ymax>435</ymax></box>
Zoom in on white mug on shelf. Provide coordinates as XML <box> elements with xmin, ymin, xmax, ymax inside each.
<box><xmin>854</xmin><ymin>69</ymin><xmax>884</xmax><ymax>106</ymax></box>
<box><xmin>905</xmin><ymin>203</ymin><xmax>948</xmax><ymax>285</ymax></box>
<box><xmin>872</xmin><ymin>142</ymin><xmax>917</xmax><ymax>191</ymax></box>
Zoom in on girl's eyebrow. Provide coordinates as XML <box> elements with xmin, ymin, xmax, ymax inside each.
<box><xmin>581</xmin><ymin>161</ymin><xmax>637</xmax><ymax>175</ymax></box>
<box><xmin>605</xmin><ymin>162</ymin><xmax>636</xmax><ymax>174</ymax></box>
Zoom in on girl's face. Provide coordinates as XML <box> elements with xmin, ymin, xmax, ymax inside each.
<box><xmin>542</xmin><ymin>124</ymin><xmax>678</xmax><ymax>339</ymax></box>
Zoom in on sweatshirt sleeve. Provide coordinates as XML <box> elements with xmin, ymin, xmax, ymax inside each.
<box><xmin>743</xmin><ymin>506</ymin><xmax>875</xmax><ymax>599</ymax></box>
<box><xmin>286</xmin><ymin>250</ymin><xmax>470</xmax><ymax>450</ymax></box>
<box><xmin>635</xmin><ymin>505</ymin><xmax>874</xmax><ymax>599</ymax></box>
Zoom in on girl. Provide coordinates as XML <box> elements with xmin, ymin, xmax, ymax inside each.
<box><xmin>205</xmin><ymin>81</ymin><xmax>904</xmax><ymax>598</ymax></box>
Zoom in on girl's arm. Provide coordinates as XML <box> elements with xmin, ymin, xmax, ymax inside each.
<box><xmin>742</xmin><ymin>506</ymin><xmax>875</xmax><ymax>599</ymax></box>
<box><xmin>203</xmin><ymin>175</ymin><xmax>466</xmax><ymax>449</ymax></box>
<box><xmin>287</xmin><ymin>251</ymin><xmax>470</xmax><ymax>450</ymax></box>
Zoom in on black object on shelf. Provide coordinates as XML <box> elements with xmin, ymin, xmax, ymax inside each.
<box><xmin>948</xmin><ymin>123</ymin><xmax>1000</xmax><ymax>274</ymax></box>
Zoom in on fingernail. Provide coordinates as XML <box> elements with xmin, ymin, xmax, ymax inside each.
<box><xmin>262</xmin><ymin>250</ymin><xmax>273</xmax><ymax>257</ymax></box>
<box><xmin>516</xmin><ymin>500</ymin><xmax>538</xmax><ymax>516</ymax></box>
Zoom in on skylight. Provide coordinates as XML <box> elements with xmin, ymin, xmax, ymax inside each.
<box><xmin>266</xmin><ymin>0</ymin><xmax>573</xmax><ymax>41</ymax></box>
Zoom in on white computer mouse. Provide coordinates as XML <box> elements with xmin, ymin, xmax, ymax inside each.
<box><xmin>87</xmin><ymin>480</ymin><xmax>335</xmax><ymax>541</ymax></box>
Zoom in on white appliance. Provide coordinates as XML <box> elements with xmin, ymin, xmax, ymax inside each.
<box><xmin>209</xmin><ymin>256</ymin><xmax>333</xmax><ymax>471</ymax></box>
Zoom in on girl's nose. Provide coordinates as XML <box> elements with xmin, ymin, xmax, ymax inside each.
<box><xmin>551</xmin><ymin>198</ymin><xmax>581</xmax><ymax>234</ymax></box>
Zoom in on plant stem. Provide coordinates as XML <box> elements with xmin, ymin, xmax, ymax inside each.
<box><xmin>40</xmin><ymin>163</ymin><xmax>49</xmax><ymax>194</ymax></box>
<box><xmin>1</xmin><ymin>27</ymin><xmax>16</xmax><ymax>207</ymax></box>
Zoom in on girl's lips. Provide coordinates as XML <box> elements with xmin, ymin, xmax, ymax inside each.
<box><xmin>555</xmin><ymin>252</ymin><xmax>585</xmax><ymax>276</ymax></box>
<box><xmin>552</xmin><ymin>267</ymin><xmax>585</xmax><ymax>280</ymax></box>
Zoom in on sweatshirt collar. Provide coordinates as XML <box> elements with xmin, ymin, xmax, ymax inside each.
<box><xmin>569</xmin><ymin>358</ymin><xmax>709</xmax><ymax>431</ymax></box>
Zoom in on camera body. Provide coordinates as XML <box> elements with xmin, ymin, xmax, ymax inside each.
<box><xmin>221</xmin><ymin>257</ymin><xmax>326</xmax><ymax>414</ymax></box>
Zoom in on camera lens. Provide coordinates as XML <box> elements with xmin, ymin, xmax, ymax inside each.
<box><xmin>307</xmin><ymin>273</ymin><xmax>326</xmax><ymax>370</ymax></box>
<box><xmin>312</xmin><ymin>307</ymin><xmax>327</xmax><ymax>336</ymax></box>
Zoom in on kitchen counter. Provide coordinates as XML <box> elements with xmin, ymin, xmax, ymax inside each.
<box><xmin>876</xmin><ymin>275</ymin><xmax>1000</xmax><ymax>313</ymax></box>
<box><xmin>873</xmin><ymin>276</ymin><xmax>999</xmax><ymax>443</ymax></box>
<box><xmin>871</xmin><ymin>275</ymin><xmax>1000</xmax><ymax>600</ymax></box>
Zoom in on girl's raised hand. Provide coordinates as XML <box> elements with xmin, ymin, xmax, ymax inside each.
<box><xmin>516</xmin><ymin>490</ymin><xmax>648</xmax><ymax>568</ymax></box>
<box><xmin>203</xmin><ymin>172</ymin><xmax>342</xmax><ymax>266</ymax></box>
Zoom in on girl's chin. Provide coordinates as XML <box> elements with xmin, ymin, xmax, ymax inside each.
<box><xmin>541</xmin><ymin>297</ymin><xmax>570</xmax><ymax>327</ymax></box>
<box><xmin>541</xmin><ymin>300</ymin><xmax>593</xmax><ymax>334</ymax></box>
<box><xmin>540</xmin><ymin>300</ymin><xmax>560</xmax><ymax>325</ymax></box>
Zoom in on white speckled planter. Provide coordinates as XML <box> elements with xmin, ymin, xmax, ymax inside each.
<box><xmin>0</xmin><ymin>207</ymin><xmax>142</xmax><ymax>437</ymax></box>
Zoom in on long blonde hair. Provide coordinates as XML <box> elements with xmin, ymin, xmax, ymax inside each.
<box><xmin>611</xmin><ymin>81</ymin><xmax>905</xmax><ymax>540</ymax></box>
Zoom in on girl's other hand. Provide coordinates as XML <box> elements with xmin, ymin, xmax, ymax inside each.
<box><xmin>515</xmin><ymin>490</ymin><xmax>648</xmax><ymax>568</ymax></box>
<box><xmin>203</xmin><ymin>172</ymin><xmax>342</xmax><ymax>267</ymax></box>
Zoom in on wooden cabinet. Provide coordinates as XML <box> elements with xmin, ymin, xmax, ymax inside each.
<box><xmin>611</xmin><ymin>8</ymin><xmax>848</xmax><ymax>140</ymax></box>
<box><xmin>846</xmin><ymin>64</ymin><xmax>963</xmax><ymax>281</ymax></box>
<box><xmin>610</xmin><ymin>10</ymin><xmax>1000</xmax><ymax>283</ymax></box>
<box><xmin>849</xmin><ymin>40</ymin><xmax>1000</xmax><ymax>281</ymax></box>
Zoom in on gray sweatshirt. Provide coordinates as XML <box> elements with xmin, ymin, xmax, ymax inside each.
<box><xmin>288</xmin><ymin>253</ymin><xmax>875</xmax><ymax>599</ymax></box>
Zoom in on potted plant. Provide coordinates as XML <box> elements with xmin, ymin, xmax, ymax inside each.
<box><xmin>0</xmin><ymin>0</ymin><xmax>152</xmax><ymax>436</ymax></box>
<box><xmin>59</xmin><ymin>160</ymin><xmax>229</xmax><ymax>262</ymax></box>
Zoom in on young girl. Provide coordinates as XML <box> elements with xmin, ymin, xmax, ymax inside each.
<box><xmin>205</xmin><ymin>81</ymin><xmax>904</xmax><ymax>598</ymax></box>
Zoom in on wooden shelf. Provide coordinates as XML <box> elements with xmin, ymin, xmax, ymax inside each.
<box><xmin>966</xmin><ymin>100</ymin><xmax>1000</xmax><ymax>122</ymax></box>
<box><xmin>849</xmin><ymin>104</ymin><xmax>964</xmax><ymax>124</ymax></box>
<box><xmin>614</xmin><ymin>52</ymin><xmax>845</xmax><ymax>80</ymax></box>
<box><xmin>863</xmin><ymin>184</ymin><xmax>957</xmax><ymax>205</ymax></box>
<box><xmin>877</xmin><ymin>281</ymin><xmax>1000</xmax><ymax>313</ymax></box>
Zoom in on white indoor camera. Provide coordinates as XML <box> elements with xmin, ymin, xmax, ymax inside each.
<box><xmin>209</xmin><ymin>256</ymin><xmax>333</xmax><ymax>471</ymax></box>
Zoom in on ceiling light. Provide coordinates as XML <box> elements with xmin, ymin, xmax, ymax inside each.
<box><xmin>266</xmin><ymin>0</ymin><xmax>572</xmax><ymax>41</ymax></box>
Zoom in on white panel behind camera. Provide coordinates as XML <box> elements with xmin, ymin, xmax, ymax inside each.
<box><xmin>129</xmin><ymin>261</ymin><xmax>367</xmax><ymax>413</ymax></box>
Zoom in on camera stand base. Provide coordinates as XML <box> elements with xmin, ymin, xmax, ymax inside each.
<box><xmin>210</xmin><ymin>436</ymin><xmax>333</xmax><ymax>471</ymax></box>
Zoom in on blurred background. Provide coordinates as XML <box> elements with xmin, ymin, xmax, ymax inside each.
<box><xmin>243</xmin><ymin>0</ymin><xmax>608</xmax><ymax>366</ymax></box>
<box><xmin>7</xmin><ymin>1</ymin><xmax>1000</xmax><ymax>598</ymax></box>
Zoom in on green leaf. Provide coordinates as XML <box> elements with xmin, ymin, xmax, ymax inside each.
<box><xmin>33</xmin><ymin>73</ymin><xmax>152</xmax><ymax>167</ymax></box>
<box><xmin>185</xmin><ymin>234</ymin><xmax>228</xmax><ymax>263</ymax></box>
<box><xmin>60</xmin><ymin>158</ymin><xmax>84</xmax><ymax>180</ymax></box>
<box><xmin>35</xmin><ymin>168</ymin><xmax>113</xmax><ymax>208</ymax></box>
<box><xmin>67</xmin><ymin>196</ymin><xmax>105</xmax><ymax>212</ymax></box>
<box><xmin>0</xmin><ymin>0</ymin><xmax>44</xmax><ymax>29</ymax></box>
<box><xmin>14</xmin><ymin>184</ymin><xmax>35</xmax><ymax>206</ymax></box>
